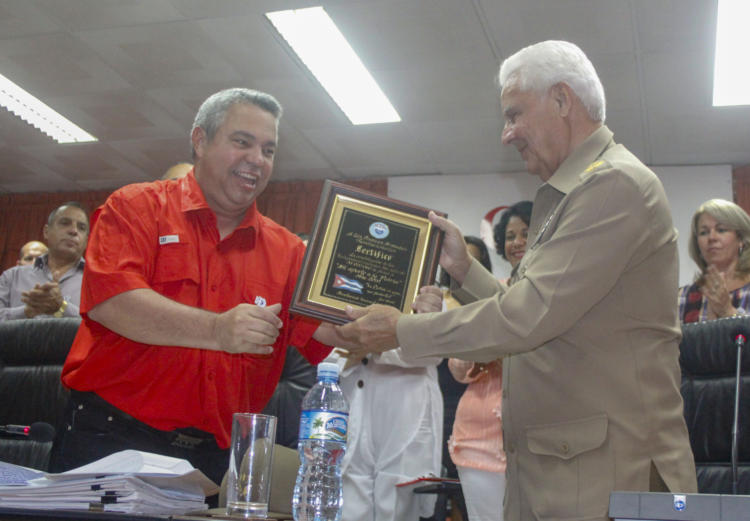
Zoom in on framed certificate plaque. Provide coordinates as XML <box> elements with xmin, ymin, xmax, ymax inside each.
<box><xmin>290</xmin><ymin>180</ymin><xmax>446</xmax><ymax>324</ymax></box>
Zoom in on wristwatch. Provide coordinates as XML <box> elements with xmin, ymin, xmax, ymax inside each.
<box><xmin>53</xmin><ymin>300</ymin><xmax>68</xmax><ymax>318</ymax></box>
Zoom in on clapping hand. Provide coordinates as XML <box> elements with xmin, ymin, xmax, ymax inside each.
<box><xmin>21</xmin><ymin>282</ymin><xmax>63</xmax><ymax>317</ymax></box>
<box><xmin>702</xmin><ymin>265</ymin><xmax>735</xmax><ymax>319</ymax></box>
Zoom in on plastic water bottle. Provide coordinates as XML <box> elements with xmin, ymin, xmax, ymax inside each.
<box><xmin>293</xmin><ymin>362</ymin><xmax>349</xmax><ymax>521</ymax></box>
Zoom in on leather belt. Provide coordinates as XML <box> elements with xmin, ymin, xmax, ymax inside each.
<box><xmin>70</xmin><ymin>390</ymin><xmax>217</xmax><ymax>450</ymax></box>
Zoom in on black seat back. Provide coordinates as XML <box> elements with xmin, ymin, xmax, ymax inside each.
<box><xmin>680</xmin><ymin>316</ymin><xmax>750</xmax><ymax>493</ymax></box>
<box><xmin>262</xmin><ymin>346</ymin><xmax>317</xmax><ymax>448</ymax></box>
<box><xmin>0</xmin><ymin>318</ymin><xmax>80</xmax><ymax>470</ymax></box>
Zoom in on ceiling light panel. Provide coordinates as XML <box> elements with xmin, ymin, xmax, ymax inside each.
<box><xmin>266</xmin><ymin>7</ymin><xmax>401</xmax><ymax>125</ymax></box>
<box><xmin>0</xmin><ymin>72</ymin><xmax>97</xmax><ymax>143</ymax></box>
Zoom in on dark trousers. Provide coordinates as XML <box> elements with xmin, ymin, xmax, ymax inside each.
<box><xmin>50</xmin><ymin>391</ymin><xmax>230</xmax><ymax>491</ymax></box>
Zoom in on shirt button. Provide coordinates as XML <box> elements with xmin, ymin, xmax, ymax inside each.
<box><xmin>357</xmin><ymin>380</ymin><xmax>364</xmax><ymax>388</ymax></box>
<box><xmin>211</xmin><ymin>285</ymin><xmax>217</xmax><ymax>292</ymax></box>
<box><xmin>561</xmin><ymin>442</ymin><xmax>570</xmax><ymax>454</ymax></box>
<box><xmin>502</xmin><ymin>390</ymin><xmax>508</xmax><ymax>398</ymax></box>
<box><xmin>107</xmin><ymin>416</ymin><xmax>113</xmax><ymax>422</ymax></box>
<box><xmin>507</xmin><ymin>442</ymin><xmax>515</xmax><ymax>453</ymax></box>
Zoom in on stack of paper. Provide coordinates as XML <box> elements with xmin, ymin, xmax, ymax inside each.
<box><xmin>0</xmin><ymin>450</ymin><xmax>219</xmax><ymax>515</ymax></box>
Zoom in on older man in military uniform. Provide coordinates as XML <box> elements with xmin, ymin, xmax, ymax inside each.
<box><xmin>337</xmin><ymin>40</ymin><xmax>697</xmax><ymax>521</ymax></box>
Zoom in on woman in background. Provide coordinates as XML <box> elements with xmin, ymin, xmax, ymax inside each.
<box><xmin>446</xmin><ymin>200</ymin><xmax>531</xmax><ymax>521</ymax></box>
<box><xmin>679</xmin><ymin>198</ymin><xmax>750</xmax><ymax>323</ymax></box>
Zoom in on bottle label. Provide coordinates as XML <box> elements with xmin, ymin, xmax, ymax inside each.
<box><xmin>298</xmin><ymin>409</ymin><xmax>348</xmax><ymax>443</ymax></box>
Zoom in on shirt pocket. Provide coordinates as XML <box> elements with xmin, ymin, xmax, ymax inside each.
<box><xmin>526</xmin><ymin>413</ymin><xmax>607</xmax><ymax>460</ymax></box>
<box><xmin>525</xmin><ymin>414</ymin><xmax>612</xmax><ymax>520</ymax></box>
<box><xmin>241</xmin><ymin>279</ymin><xmax>285</xmax><ymax>310</ymax></box>
<box><xmin>152</xmin><ymin>242</ymin><xmax>200</xmax><ymax>298</ymax></box>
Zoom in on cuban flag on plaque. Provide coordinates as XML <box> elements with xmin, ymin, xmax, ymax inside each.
<box><xmin>332</xmin><ymin>274</ymin><xmax>364</xmax><ymax>294</ymax></box>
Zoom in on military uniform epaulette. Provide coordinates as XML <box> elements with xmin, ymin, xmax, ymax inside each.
<box><xmin>582</xmin><ymin>159</ymin><xmax>610</xmax><ymax>174</ymax></box>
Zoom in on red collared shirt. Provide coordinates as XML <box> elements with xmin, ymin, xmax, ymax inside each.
<box><xmin>62</xmin><ymin>172</ymin><xmax>330</xmax><ymax>448</ymax></box>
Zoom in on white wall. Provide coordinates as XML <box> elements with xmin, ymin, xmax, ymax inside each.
<box><xmin>389</xmin><ymin>164</ymin><xmax>733</xmax><ymax>286</ymax></box>
<box><xmin>388</xmin><ymin>173</ymin><xmax>538</xmax><ymax>281</ymax></box>
<box><xmin>654</xmin><ymin>165</ymin><xmax>733</xmax><ymax>285</ymax></box>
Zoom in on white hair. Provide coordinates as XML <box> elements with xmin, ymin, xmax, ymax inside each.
<box><xmin>498</xmin><ymin>40</ymin><xmax>606</xmax><ymax>122</ymax></box>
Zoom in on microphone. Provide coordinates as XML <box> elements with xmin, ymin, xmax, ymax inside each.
<box><xmin>733</xmin><ymin>326</ymin><xmax>748</xmax><ymax>345</ymax></box>
<box><xmin>730</xmin><ymin>323</ymin><xmax>748</xmax><ymax>495</ymax></box>
<box><xmin>0</xmin><ymin>422</ymin><xmax>56</xmax><ymax>442</ymax></box>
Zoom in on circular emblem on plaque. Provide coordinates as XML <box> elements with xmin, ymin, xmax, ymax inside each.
<box><xmin>369</xmin><ymin>222</ymin><xmax>389</xmax><ymax>239</ymax></box>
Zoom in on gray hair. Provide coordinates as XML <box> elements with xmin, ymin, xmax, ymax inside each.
<box><xmin>498</xmin><ymin>40</ymin><xmax>606</xmax><ymax>123</ymax></box>
<box><xmin>688</xmin><ymin>198</ymin><xmax>750</xmax><ymax>280</ymax></box>
<box><xmin>191</xmin><ymin>88</ymin><xmax>283</xmax><ymax>159</ymax></box>
<box><xmin>48</xmin><ymin>201</ymin><xmax>89</xmax><ymax>227</ymax></box>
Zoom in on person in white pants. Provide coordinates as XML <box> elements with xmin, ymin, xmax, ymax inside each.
<box><xmin>329</xmin><ymin>347</ymin><xmax>443</xmax><ymax>521</ymax></box>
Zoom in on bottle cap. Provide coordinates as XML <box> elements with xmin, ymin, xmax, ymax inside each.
<box><xmin>317</xmin><ymin>362</ymin><xmax>339</xmax><ymax>380</ymax></box>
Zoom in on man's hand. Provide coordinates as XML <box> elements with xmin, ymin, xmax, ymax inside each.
<box><xmin>22</xmin><ymin>282</ymin><xmax>63</xmax><ymax>317</ymax></box>
<box><xmin>213</xmin><ymin>302</ymin><xmax>283</xmax><ymax>355</ymax></box>
<box><xmin>428</xmin><ymin>211</ymin><xmax>471</xmax><ymax>285</ymax></box>
<box><xmin>333</xmin><ymin>304</ymin><xmax>402</xmax><ymax>355</ymax></box>
<box><xmin>412</xmin><ymin>285</ymin><xmax>443</xmax><ymax>314</ymax></box>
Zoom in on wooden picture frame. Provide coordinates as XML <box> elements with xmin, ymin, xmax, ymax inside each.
<box><xmin>290</xmin><ymin>180</ymin><xmax>445</xmax><ymax>324</ymax></box>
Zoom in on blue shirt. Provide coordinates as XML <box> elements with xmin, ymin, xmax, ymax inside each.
<box><xmin>0</xmin><ymin>254</ymin><xmax>84</xmax><ymax>321</ymax></box>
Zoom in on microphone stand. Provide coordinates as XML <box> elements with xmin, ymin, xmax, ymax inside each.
<box><xmin>732</xmin><ymin>332</ymin><xmax>745</xmax><ymax>495</ymax></box>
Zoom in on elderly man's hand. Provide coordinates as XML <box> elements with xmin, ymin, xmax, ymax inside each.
<box><xmin>412</xmin><ymin>285</ymin><xmax>443</xmax><ymax>314</ymax></box>
<box><xmin>214</xmin><ymin>302</ymin><xmax>283</xmax><ymax>355</ymax></box>
<box><xmin>333</xmin><ymin>304</ymin><xmax>402</xmax><ymax>355</ymax></box>
<box><xmin>428</xmin><ymin>212</ymin><xmax>472</xmax><ymax>285</ymax></box>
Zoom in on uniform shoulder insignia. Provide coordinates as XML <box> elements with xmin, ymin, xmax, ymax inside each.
<box><xmin>583</xmin><ymin>160</ymin><xmax>606</xmax><ymax>173</ymax></box>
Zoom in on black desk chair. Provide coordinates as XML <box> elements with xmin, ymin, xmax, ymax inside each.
<box><xmin>415</xmin><ymin>480</ymin><xmax>469</xmax><ymax>521</ymax></box>
<box><xmin>680</xmin><ymin>316</ymin><xmax>750</xmax><ymax>494</ymax></box>
<box><xmin>0</xmin><ymin>318</ymin><xmax>80</xmax><ymax>470</ymax></box>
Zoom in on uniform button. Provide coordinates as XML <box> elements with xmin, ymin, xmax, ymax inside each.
<box><xmin>361</xmin><ymin>358</ymin><xmax>369</xmax><ymax>365</ymax></box>
<box><xmin>561</xmin><ymin>442</ymin><xmax>570</xmax><ymax>454</ymax></box>
<box><xmin>357</xmin><ymin>380</ymin><xmax>364</xmax><ymax>388</ymax></box>
<box><xmin>77</xmin><ymin>404</ymin><xmax>84</xmax><ymax>410</ymax></box>
<box><xmin>107</xmin><ymin>416</ymin><xmax>114</xmax><ymax>422</ymax></box>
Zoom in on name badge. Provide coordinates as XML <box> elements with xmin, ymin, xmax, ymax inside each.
<box><xmin>159</xmin><ymin>235</ymin><xmax>179</xmax><ymax>245</ymax></box>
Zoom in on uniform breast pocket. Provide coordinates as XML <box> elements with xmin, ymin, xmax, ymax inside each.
<box><xmin>525</xmin><ymin>414</ymin><xmax>612</xmax><ymax>521</ymax></box>
<box><xmin>242</xmin><ymin>280</ymin><xmax>284</xmax><ymax>310</ymax></box>
<box><xmin>152</xmin><ymin>243</ymin><xmax>200</xmax><ymax>299</ymax></box>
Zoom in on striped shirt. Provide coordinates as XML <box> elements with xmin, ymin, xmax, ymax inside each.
<box><xmin>678</xmin><ymin>281</ymin><xmax>750</xmax><ymax>323</ymax></box>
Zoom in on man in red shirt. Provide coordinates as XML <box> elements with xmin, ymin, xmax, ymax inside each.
<box><xmin>52</xmin><ymin>88</ymin><xmax>346</xmax><ymax>485</ymax></box>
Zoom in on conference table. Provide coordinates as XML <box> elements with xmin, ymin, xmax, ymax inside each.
<box><xmin>0</xmin><ymin>508</ymin><xmax>292</xmax><ymax>521</ymax></box>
